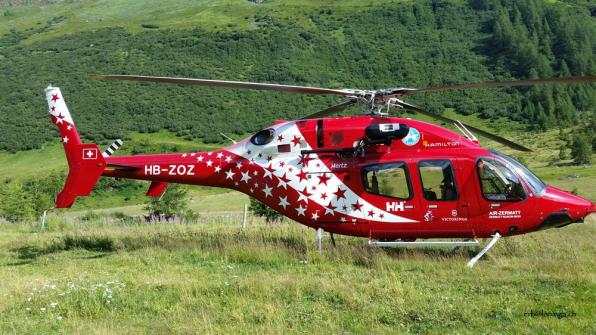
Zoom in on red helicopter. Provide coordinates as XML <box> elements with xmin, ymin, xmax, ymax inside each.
<box><xmin>46</xmin><ymin>75</ymin><xmax>596</xmax><ymax>266</ymax></box>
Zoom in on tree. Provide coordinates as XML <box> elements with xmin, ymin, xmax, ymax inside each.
<box><xmin>570</xmin><ymin>134</ymin><xmax>592</xmax><ymax>165</ymax></box>
<box><xmin>0</xmin><ymin>182</ymin><xmax>35</xmax><ymax>221</ymax></box>
<box><xmin>144</xmin><ymin>184</ymin><xmax>198</xmax><ymax>223</ymax></box>
<box><xmin>558</xmin><ymin>144</ymin><xmax>567</xmax><ymax>160</ymax></box>
<box><xmin>249</xmin><ymin>197</ymin><xmax>283</xmax><ymax>223</ymax></box>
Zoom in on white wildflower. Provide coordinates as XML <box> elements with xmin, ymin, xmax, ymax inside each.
<box><xmin>56</xmin><ymin>316</ymin><xmax>62</xmax><ymax>321</ymax></box>
<box><xmin>40</xmin><ymin>308</ymin><xmax>46</xmax><ymax>312</ymax></box>
<box><xmin>50</xmin><ymin>302</ymin><xmax>58</xmax><ymax>309</ymax></box>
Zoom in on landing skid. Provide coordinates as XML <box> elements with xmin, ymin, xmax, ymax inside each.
<box><xmin>314</xmin><ymin>228</ymin><xmax>501</xmax><ymax>267</ymax></box>
<box><xmin>367</xmin><ymin>233</ymin><xmax>502</xmax><ymax>267</ymax></box>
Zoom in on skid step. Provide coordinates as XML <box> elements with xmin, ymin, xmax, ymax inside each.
<box><xmin>369</xmin><ymin>239</ymin><xmax>479</xmax><ymax>248</ymax></box>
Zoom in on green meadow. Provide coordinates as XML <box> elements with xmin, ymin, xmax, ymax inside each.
<box><xmin>0</xmin><ymin>217</ymin><xmax>594</xmax><ymax>334</ymax></box>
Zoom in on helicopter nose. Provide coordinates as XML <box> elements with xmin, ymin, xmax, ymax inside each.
<box><xmin>535</xmin><ymin>187</ymin><xmax>594</xmax><ymax>231</ymax></box>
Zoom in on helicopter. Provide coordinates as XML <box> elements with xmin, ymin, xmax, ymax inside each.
<box><xmin>46</xmin><ymin>74</ymin><xmax>596</xmax><ymax>266</ymax></box>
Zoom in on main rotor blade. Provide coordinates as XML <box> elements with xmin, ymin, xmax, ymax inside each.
<box><xmin>300</xmin><ymin>99</ymin><xmax>358</xmax><ymax>120</ymax></box>
<box><xmin>399</xmin><ymin>101</ymin><xmax>533</xmax><ymax>152</ymax></box>
<box><xmin>96</xmin><ymin>75</ymin><xmax>356</xmax><ymax>96</ymax></box>
<box><xmin>400</xmin><ymin>75</ymin><xmax>596</xmax><ymax>96</ymax></box>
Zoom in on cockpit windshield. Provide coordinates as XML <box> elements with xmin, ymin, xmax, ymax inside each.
<box><xmin>490</xmin><ymin>150</ymin><xmax>547</xmax><ymax>197</ymax></box>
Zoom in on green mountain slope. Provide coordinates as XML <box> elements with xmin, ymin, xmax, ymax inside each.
<box><xmin>0</xmin><ymin>0</ymin><xmax>594</xmax><ymax>152</ymax></box>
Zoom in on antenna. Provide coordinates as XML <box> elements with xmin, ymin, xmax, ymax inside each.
<box><xmin>220</xmin><ymin>132</ymin><xmax>237</xmax><ymax>144</ymax></box>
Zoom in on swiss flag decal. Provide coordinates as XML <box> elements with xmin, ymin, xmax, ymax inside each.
<box><xmin>82</xmin><ymin>148</ymin><xmax>98</xmax><ymax>160</ymax></box>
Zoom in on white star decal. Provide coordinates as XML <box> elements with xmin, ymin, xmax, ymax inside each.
<box><xmin>263</xmin><ymin>184</ymin><xmax>272</xmax><ymax>197</ymax></box>
<box><xmin>197</xmin><ymin>156</ymin><xmax>204</xmax><ymax>162</ymax></box>
<box><xmin>225</xmin><ymin>170</ymin><xmax>235</xmax><ymax>180</ymax></box>
<box><xmin>190</xmin><ymin>153</ymin><xmax>195</xmax><ymax>157</ymax></box>
<box><xmin>263</xmin><ymin>167</ymin><xmax>273</xmax><ymax>179</ymax></box>
<box><xmin>225</xmin><ymin>156</ymin><xmax>232</xmax><ymax>163</ymax></box>
<box><xmin>340</xmin><ymin>217</ymin><xmax>347</xmax><ymax>222</ymax></box>
<box><xmin>297</xmin><ymin>191</ymin><xmax>309</xmax><ymax>204</ymax></box>
<box><xmin>182</xmin><ymin>153</ymin><xmax>187</xmax><ymax>158</ymax></box>
<box><xmin>240</xmin><ymin>171</ymin><xmax>252</xmax><ymax>183</ymax></box>
<box><xmin>214</xmin><ymin>166</ymin><xmax>221</xmax><ymax>173</ymax></box>
<box><xmin>55</xmin><ymin>116</ymin><xmax>64</xmax><ymax>124</ymax></box>
<box><xmin>278</xmin><ymin>196</ymin><xmax>289</xmax><ymax>209</ymax></box>
<box><xmin>296</xmin><ymin>205</ymin><xmax>306</xmax><ymax>216</ymax></box>
<box><xmin>311</xmin><ymin>212</ymin><xmax>319</xmax><ymax>220</ymax></box>
<box><xmin>66</xmin><ymin>125</ymin><xmax>72</xmax><ymax>131</ymax></box>
<box><xmin>206</xmin><ymin>160</ymin><xmax>213</xmax><ymax>167</ymax></box>
<box><xmin>62</xmin><ymin>136</ymin><xmax>69</xmax><ymax>144</ymax></box>
<box><xmin>324</xmin><ymin>206</ymin><xmax>335</xmax><ymax>216</ymax></box>
<box><xmin>236</xmin><ymin>161</ymin><xmax>243</xmax><ymax>169</ymax></box>
<box><xmin>217</xmin><ymin>152</ymin><xmax>223</xmax><ymax>159</ymax></box>
<box><xmin>277</xmin><ymin>177</ymin><xmax>288</xmax><ymax>189</ymax></box>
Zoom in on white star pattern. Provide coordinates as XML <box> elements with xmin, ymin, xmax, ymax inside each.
<box><xmin>214</xmin><ymin>166</ymin><xmax>221</xmax><ymax>173</ymax></box>
<box><xmin>324</xmin><ymin>205</ymin><xmax>335</xmax><ymax>216</ymax></box>
<box><xmin>276</xmin><ymin>176</ymin><xmax>288</xmax><ymax>189</ymax></box>
<box><xmin>62</xmin><ymin>136</ymin><xmax>69</xmax><ymax>144</ymax></box>
<box><xmin>263</xmin><ymin>166</ymin><xmax>273</xmax><ymax>179</ymax></box>
<box><xmin>296</xmin><ymin>205</ymin><xmax>306</xmax><ymax>216</ymax></box>
<box><xmin>240</xmin><ymin>171</ymin><xmax>251</xmax><ymax>183</ymax></box>
<box><xmin>217</xmin><ymin>152</ymin><xmax>223</xmax><ymax>159</ymax></box>
<box><xmin>263</xmin><ymin>184</ymin><xmax>272</xmax><ymax>197</ymax></box>
<box><xmin>311</xmin><ymin>212</ymin><xmax>319</xmax><ymax>220</ymax></box>
<box><xmin>197</xmin><ymin>156</ymin><xmax>204</xmax><ymax>162</ymax></box>
<box><xmin>225</xmin><ymin>170</ymin><xmax>235</xmax><ymax>180</ymax></box>
<box><xmin>206</xmin><ymin>160</ymin><xmax>213</xmax><ymax>167</ymax></box>
<box><xmin>278</xmin><ymin>196</ymin><xmax>289</xmax><ymax>209</ymax></box>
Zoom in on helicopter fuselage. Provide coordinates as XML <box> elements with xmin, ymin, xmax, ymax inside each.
<box><xmin>101</xmin><ymin>116</ymin><xmax>595</xmax><ymax>239</ymax></box>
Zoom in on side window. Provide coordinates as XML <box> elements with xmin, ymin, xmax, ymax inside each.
<box><xmin>418</xmin><ymin>160</ymin><xmax>458</xmax><ymax>201</ymax></box>
<box><xmin>477</xmin><ymin>158</ymin><xmax>526</xmax><ymax>201</ymax></box>
<box><xmin>362</xmin><ymin>162</ymin><xmax>412</xmax><ymax>199</ymax></box>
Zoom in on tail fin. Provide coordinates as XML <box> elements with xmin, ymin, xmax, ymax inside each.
<box><xmin>46</xmin><ymin>86</ymin><xmax>106</xmax><ymax>208</ymax></box>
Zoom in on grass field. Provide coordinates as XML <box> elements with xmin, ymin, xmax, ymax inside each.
<box><xmin>0</xmin><ymin>216</ymin><xmax>594</xmax><ymax>334</ymax></box>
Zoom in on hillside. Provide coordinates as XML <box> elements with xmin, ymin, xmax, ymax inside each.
<box><xmin>0</xmin><ymin>0</ymin><xmax>594</xmax><ymax>152</ymax></box>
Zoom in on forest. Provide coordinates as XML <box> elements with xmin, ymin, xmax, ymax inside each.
<box><xmin>0</xmin><ymin>0</ymin><xmax>594</xmax><ymax>153</ymax></box>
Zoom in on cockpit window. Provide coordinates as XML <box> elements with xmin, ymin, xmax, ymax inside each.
<box><xmin>477</xmin><ymin>158</ymin><xmax>527</xmax><ymax>201</ymax></box>
<box><xmin>250</xmin><ymin>128</ymin><xmax>275</xmax><ymax>145</ymax></box>
<box><xmin>490</xmin><ymin>150</ymin><xmax>546</xmax><ymax>197</ymax></box>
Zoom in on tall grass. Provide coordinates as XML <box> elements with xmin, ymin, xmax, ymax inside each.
<box><xmin>0</xmin><ymin>215</ymin><xmax>594</xmax><ymax>334</ymax></box>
